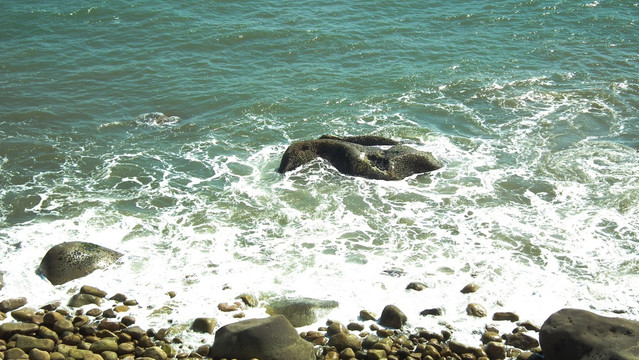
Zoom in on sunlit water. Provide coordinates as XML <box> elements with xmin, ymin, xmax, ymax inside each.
<box><xmin>1</xmin><ymin>0</ymin><xmax>638</xmax><ymax>348</ymax></box>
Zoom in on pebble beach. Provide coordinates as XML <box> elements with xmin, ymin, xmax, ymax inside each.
<box><xmin>0</xmin><ymin>284</ymin><xmax>544</xmax><ymax>360</ymax></box>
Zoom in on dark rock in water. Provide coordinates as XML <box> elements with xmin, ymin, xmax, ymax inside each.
<box><xmin>210</xmin><ymin>315</ymin><xmax>315</xmax><ymax>360</ymax></box>
<box><xmin>278</xmin><ymin>135</ymin><xmax>442</xmax><ymax>180</ymax></box>
<box><xmin>265</xmin><ymin>297</ymin><xmax>339</xmax><ymax>327</ymax></box>
<box><xmin>37</xmin><ymin>242</ymin><xmax>122</xmax><ymax>285</ymax></box>
<box><xmin>540</xmin><ymin>308</ymin><xmax>639</xmax><ymax>360</ymax></box>
<box><xmin>378</xmin><ymin>305</ymin><xmax>407</xmax><ymax>329</ymax></box>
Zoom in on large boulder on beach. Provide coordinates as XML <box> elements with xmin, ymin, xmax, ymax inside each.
<box><xmin>210</xmin><ymin>315</ymin><xmax>315</xmax><ymax>360</ymax></box>
<box><xmin>36</xmin><ymin>242</ymin><xmax>122</xmax><ymax>285</ymax></box>
<box><xmin>540</xmin><ymin>308</ymin><xmax>639</xmax><ymax>360</ymax></box>
<box><xmin>265</xmin><ymin>297</ymin><xmax>339</xmax><ymax>327</ymax></box>
<box><xmin>278</xmin><ymin>135</ymin><xmax>442</xmax><ymax>180</ymax></box>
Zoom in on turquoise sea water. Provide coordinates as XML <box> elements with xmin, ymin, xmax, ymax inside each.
<box><xmin>2</xmin><ymin>0</ymin><xmax>639</xmax><ymax>346</ymax></box>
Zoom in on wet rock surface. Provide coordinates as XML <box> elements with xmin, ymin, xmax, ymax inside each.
<box><xmin>278</xmin><ymin>135</ymin><xmax>442</xmax><ymax>180</ymax></box>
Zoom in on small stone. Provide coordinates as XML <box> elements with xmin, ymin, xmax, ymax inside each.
<box><xmin>109</xmin><ymin>293</ymin><xmax>127</xmax><ymax>302</ymax></box>
<box><xmin>121</xmin><ymin>316</ymin><xmax>136</xmax><ymax>326</ymax></box>
<box><xmin>378</xmin><ymin>305</ymin><xmax>407</xmax><ymax>329</ymax></box>
<box><xmin>406</xmin><ymin>282</ymin><xmax>428</xmax><ymax>291</ymax></box>
<box><xmin>339</xmin><ymin>347</ymin><xmax>356</xmax><ymax>359</ymax></box>
<box><xmin>42</xmin><ymin>312</ymin><xmax>64</xmax><ymax>327</ymax></box>
<box><xmin>138</xmin><ymin>335</ymin><xmax>155</xmax><ymax>348</ymax></box>
<box><xmin>0</xmin><ymin>298</ymin><xmax>27</xmax><ymax>313</ymax></box>
<box><xmin>102</xmin><ymin>309</ymin><xmax>116</xmax><ymax>318</ymax></box>
<box><xmin>29</xmin><ymin>348</ymin><xmax>50</xmax><ymax>360</ymax></box>
<box><xmin>503</xmin><ymin>332</ymin><xmax>539</xmax><ymax>350</ymax></box>
<box><xmin>195</xmin><ymin>345</ymin><xmax>209</xmax><ymax>357</ymax></box>
<box><xmin>167</xmin><ymin>291</ymin><xmax>176</xmax><ymax>298</ymax></box>
<box><xmin>191</xmin><ymin>318</ymin><xmax>216</xmax><ymax>334</ymax></box>
<box><xmin>68</xmin><ymin>294</ymin><xmax>102</xmax><ymax>308</ymax></box>
<box><xmin>101</xmin><ymin>351</ymin><xmax>118</xmax><ymax>360</ymax></box>
<box><xmin>123</xmin><ymin>299</ymin><xmax>138</xmax><ymax>306</ymax></box>
<box><xmin>484</xmin><ymin>341</ymin><xmax>506</xmax><ymax>360</ymax></box>
<box><xmin>80</xmin><ymin>285</ymin><xmax>107</xmax><ymax>298</ymax></box>
<box><xmin>86</xmin><ymin>308</ymin><xmax>102</xmax><ymax>317</ymax></box>
<box><xmin>376</xmin><ymin>329</ymin><xmax>395</xmax><ymax>337</ymax></box>
<box><xmin>121</xmin><ymin>326</ymin><xmax>146</xmax><ymax>339</ymax></box>
<box><xmin>327</xmin><ymin>332</ymin><xmax>362</xmax><ymax>352</ymax></box>
<box><xmin>4</xmin><ymin>348</ymin><xmax>28</xmax><ymax>360</ymax></box>
<box><xmin>420</xmin><ymin>308</ymin><xmax>442</xmax><ymax>316</ymax></box>
<box><xmin>493</xmin><ymin>312</ymin><xmax>519</xmax><ymax>322</ymax></box>
<box><xmin>68</xmin><ymin>349</ymin><xmax>93</xmax><ymax>360</ymax></box>
<box><xmin>347</xmin><ymin>322</ymin><xmax>365</xmax><ymax>331</ymax></box>
<box><xmin>217</xmin><ymin>302</ymin><xmax>241</xmax><ymax>312</ymax></box>
<box><xmin>367</xmin><ymin>349</ymin><xmax>387</xmax><ymax>360</ymax></box>
<box><xmin>326</xmin><ymin>322</ymin><xmax>347</xmax><ymax>336</ymax></box>
<box><xmin>235</xmin><ymin>294</ymin><xmax>258</xmax><ymax>307</ymax></box>
<box><xmin>324</xmin><ymin>351</ymin><xmax>339</xmax><ymax>360</ymax></box>
<box><xmin>461</xmin><ymin>283</ymin><xmax>480</xmax><ymax>294</ymax></box>
<box><xmin>97</xmin><ymin>320</ymin><xmax>120</xmax><ymax>332</ymax></box>
<box><xmin>516</xmin><ymin>321</ymin><xmax>540</xmax><ymax>332</ymax></box>
<box><xmin>40</xmin><ymin>302</ymin><xmax>60</xmax><ymax>312</ymax></box>
<box><xmin>83</xmin><ymin>354</ymin><xmax>103</xmax><ymax>360</ymax></box>
<box><xmin>359</xmin><ymin>310</ymin><xmax>377</xmax><ymax>321</ymax></box>
<box><xmin>118</xmin><ymin>342</ymin><xmax>136</xmax><ymax>355</ymax></box>
<box><xmin>0</xmin><ymin>323</ymin><xmax>39</xmax><ymax>338</ymax></box>
<box><xmin>466</xmin><ymin>303</ymin><xmax>487</xmax><ymax>318</ymax></box>
<box><xmin>90</xmin><ymin>338</ymin><xmax>119</xmax><ymax>353</ymax></box>
<box><xmin>143</xmin><ymin>346</ymin><xmax>168</xmax><ymax>360</ymax></box>
<box><xmin>53</xmin><ymin>319</ymin><xmax>74</xmax><ymax>334</ymax></box>
<box><xmin>49</xmin><ymin>353</ymin><xmax>65</xmax><ymax>360</ymax></box>
<box><xmin>481</xmin><ymin>331</ymin><xmax>502</xmax><ymax>344</ymax></box>
<box><xmin>37</xmin><ymin>326</ymin><xmax>58</xmax><ymax>342</ymax></box>
<box><xmin>233</xmin><ymin>312</ymin><xmax>245</xmax><ymax>318</ymax></box>
<box><xmin>11</xmin><ymin>307</ymin><xmax>35</xmax><ymax>322</ymax></box>
<box><xmin>15</xmin><ymin>335</ymin><xmax>55</xmax><ymax>352</ymax></box>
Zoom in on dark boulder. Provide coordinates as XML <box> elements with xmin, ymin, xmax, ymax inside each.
<box><xmin>379</xmin><ymin>305</ymin><xmax>407</xmax><ymax>329</ymax></box>
<box><xmin>540</xmin><ymin>308</ymin><xmax>639</xmax><ymax>360</ymax></box>
<box><xmin>210</xmin><ymin>315</ymin><xmax>315</xmax><ymax>360</ymax></box>
<box><xmin>36</xmin><ymin>242</ymin><xmax>122</xmax><ymax>285</ymax></box>
<box><xmin>278</xmin><ymin>135</ymin><xmax>442</xmax><ymax>180</ymax></box>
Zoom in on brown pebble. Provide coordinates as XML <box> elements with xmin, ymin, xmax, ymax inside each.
<box><xmin>114</xmin><ymin>305</ymin><xmax>129</xmax><ymax>313</ymax></box>
<box><xmin>217</xmin><ymin>302</ymin><xmax>242</xmax><ymax>312</ymax></box>
<box><xmin>359</xmin><ymin>310</ymin><xmax>377</xmax><ymax>321</ymax></box>
<box><xmin>406</xmin><ymin>282</ymin><xmax>428</xmax><ymax>291</ymax></box>
<box><xmin>109</xmin><ymin>293</ymin><xmax>127</xmax><ymax>302</ymax></box>
<box><xmin>80</xmin><ymin>285</ymin><xmax>107</xmax><ymax>298</ymax></box>
<box><xmin>481</xmin><ymin>331</ymin><xmax>502</xmax><ymax>344</ymax></box>
<box><xmin>324</xmin><ymin>351</ymin><xmax>339</xmax><ymax>360</ymax></box>
<box><xmin>461</xmin><ymin>283</ymin><xmax>480</xmax><ymax>294</ymax></box>
<box><xmin>11</xmin><ymin>308</ymin><xmax>35</xmax><ymax>322</ymax></box>
<box><xmin>493</xmin><ymin>312</ymin><xmax>519</xmax><ymax>322</ymax></box>
<box><xmin>121</xmin><ymin>316</ymin><xmax>136</xmax><ymax>326</ymax></box>
<box><xmin>466</xmin><ymin>303</ymin><xmax>487</xmax><ymax>318</ymax></box>
<box><xmin>167</xmin><ymin>291</ymin><xmax>176</xmax><ymax>298</ymax></box>
<box><xmin>420</xmin><ymin>308</ymin><xmax>442</xmax><ymax>316</ymax></box>
<box><xmin>86</xmin><ymin>308</ymin><xmax>102</xmax><ymax>317</ymax></box>
<box><xmin>0</xmin><ymin>297</ymin><xmax>27</xmax><ymax>313</ymax></box>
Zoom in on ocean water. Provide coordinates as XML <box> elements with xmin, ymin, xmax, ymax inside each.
<box><xmin>1</xmin><ymin>0</ymin><xmax>639</xmax><ymax>347</ymax></box>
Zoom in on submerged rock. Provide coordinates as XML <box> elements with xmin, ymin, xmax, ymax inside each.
<box><xmin>540</xmin><ymin>308</ymin><xmax>639</xmax><ymax>360</ymax></box>
<box><xmin>37</xmin><ymin>242</ymin><xmax>122</xmax><ymax>285</ymax></box>
<box><xmin>210</xmin><ymin>315</ymin><xmax>315</xmax><ymax>360</ymax></box>
<box><xmin>265</xmin><ymin>297</ymin><xmax>339</xmax><ymax>327</ymax></box>
<box><xmin>278</xmin><ymin>135</ymin><xmax>442</xmax><ymax>180</ymax></box>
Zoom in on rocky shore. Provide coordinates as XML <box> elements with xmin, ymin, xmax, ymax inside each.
<box><xmin>0</xmin><ymin>284</ymin><xmax>546</xmax><ymax>360</ymax></box>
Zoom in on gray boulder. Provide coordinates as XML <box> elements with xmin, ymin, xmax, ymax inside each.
<box><xmin>265</xmin><ymin>297</ymin><xmax>339</xmax><ymax>327</ymax></box>
<box><xmin>540</xmin><ymin>308</ymin><xmax>639</xmax><ymax>360</ymax></box>
<box><xmin>210</xmin><ymin>315</ymin><xmax>315</xmax><ymax>360</ymax></box>
<box><xmin>36</xmin><ymin>242</ymin><xmax>122</xmax><ymax>285</ymax></box>
<box><xmin>278</xmin><ymin>135</ymin><xmax>442</xmax><ymax>180</ymax></box>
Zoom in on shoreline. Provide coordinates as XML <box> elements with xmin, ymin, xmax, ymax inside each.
<box><xmin>0</xmin><ymin>284</ymin><xmax>544</xmax><ymax>360</ymax></box>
